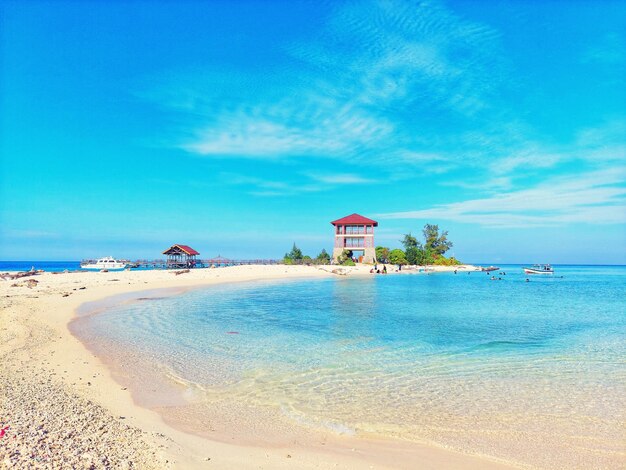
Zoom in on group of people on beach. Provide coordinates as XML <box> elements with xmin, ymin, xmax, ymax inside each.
<box><xmin>370</xmin><ymin>264</ymin><xmax>388</xmax><ymax>274</ymax></box>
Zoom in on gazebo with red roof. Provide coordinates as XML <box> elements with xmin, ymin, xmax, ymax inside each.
<box><xmin>330</xmin><ymin>213</ymin><xmax>378</xmax><ymax>263</ymax></box>
<box><xmin>162</xmin><ymin>244</ymin><xmax>200</xmax><ymax>269</ymax></box>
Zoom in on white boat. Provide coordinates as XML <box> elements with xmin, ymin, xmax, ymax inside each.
<box><xmin>523</xmin><ymin>264</ymin><xmax>554</xmax><ymax>275</ymax></box>
<box><xmin>80</xmin><ymin>256</ymin><xmax>128</xmax><ymax>271</ymax></box>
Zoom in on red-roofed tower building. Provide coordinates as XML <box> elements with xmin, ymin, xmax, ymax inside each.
<box><xmin>331</xmin><ymin>213</ymin><xmax>378</xmax><ymax>263</ymax></box>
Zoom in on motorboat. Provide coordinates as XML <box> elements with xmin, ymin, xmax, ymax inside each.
<box><xmin>523</xmin><ymin>264</ymin><xmax>554</xmax><ymax>275</ymax></box>
<box><xmin>480</xmin><ymin>266</ymin><xmax>500</xmax><ymax>272</ymax></box>
<box><xmin>80</xmin><ymin>257</ymin><xmax>129</xmax><ymax>271</ymax></box>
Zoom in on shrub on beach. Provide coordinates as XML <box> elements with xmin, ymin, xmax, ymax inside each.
<box><xmin>283</xmin><ymin>245</ymin><xmax>333</xmax><ymax>265</ymax></box>
<box><xmin>316</xmin><ymin>249</ymin><xmax>331</xmax><ymax>265</ymax></box>
<box><xmin>434</xmin><ymin>256</ymin><xmax>461</xmax><ymax>266</ymax></box>
<box><xmin>337</xmin><ymin>249</ymin><xmax>355</xmax><ymax>266</ymax></box>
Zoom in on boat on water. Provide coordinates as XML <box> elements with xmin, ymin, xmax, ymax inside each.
<box><xmin>480</xmin><ymin>266</ymin><xmax>500</xmax><ymax>272</ymax></box>
<box><xmin>523</xmin><ymin>264</ymin><xmax>554</xmax><ymax>275</ymax></box>
<box><xmin>80</xmin><ymin>257</ymin><xmax>129</xmax><ymax>271</ymax></box>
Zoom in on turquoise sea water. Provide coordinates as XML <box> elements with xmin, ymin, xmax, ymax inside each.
<box><xmin>75</xmin><ymin>266</ymin><xmax>626</xmax><ymax>468</ymax></box>
<box><xmin>0</xmin><ymin>261</ymin><xmax>81</xmax><ymax>272</ymax></box>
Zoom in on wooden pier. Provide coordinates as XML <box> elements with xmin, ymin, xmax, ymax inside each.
<box><xmin>80</xmin><ymin>257</ymin><xmax>283</xmax><ymax>270</ymax></box>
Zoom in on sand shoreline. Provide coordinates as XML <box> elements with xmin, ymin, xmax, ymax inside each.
<box><xmin>1</xmin><ymin>264</ymin><xmax>517</xmax><ymax>469</ymax></box>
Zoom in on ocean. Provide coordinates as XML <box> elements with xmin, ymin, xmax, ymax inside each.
<box><xmin>0</xmin><ymin>261</ymin><xmax>82</xmax><ymax>272</ymax></box>
<box><xmin>72</xmin><ymin>265</ymin><xmax>626</xmax><ymax>468</ymax></box>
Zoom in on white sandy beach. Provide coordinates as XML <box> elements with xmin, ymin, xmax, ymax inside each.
<box><xmin>0</xmin><ymin>264</ymin><xmax>519</xmax><ymax>469</ymax></box>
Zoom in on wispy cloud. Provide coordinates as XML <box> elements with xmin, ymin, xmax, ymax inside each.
<box><xmin>218</xmin><ymin>172</ymin><xmax>318</xmax><ymax>197</ymax></box>
<box><xmin>219</xmin><ymin>171</ymin><xmax>374</xmax><ymax>197</ymax></box>
<box><xmin>306</xmin><ymin>173</ymin><xmax>375</xmax><ymax>185</ymax></box>
<box><xmin>140</xmin><ymin>0</ymin><xmax>626</xmax><ymax>230</ymax></box>
<box><xmin>576</xmin><ymin>119</ymin><xmax>626</xmax><ymax>149</ymax></box>
<box><xmin>582</xmin><ymin>32</ymin><xmax>626</xmax><ymax>65</ymax></box>
<box><xmin>379</xmin><ymin>168</ymin><xmax>626</xmax><ymax>228</ymax></box>
<box><xmin>182</xmin><ymin>105</ymin><xmax>394</xmax><ymax>159</ymax></box>
<box><xmin>167</xmin><ymin>2</ymin><xmax>625</xmax><ymax>181</ymax></box>
<box><xmin>441</xmin><ymin>176</ymin><xmax>514</xmax><ymax>192</ymax></box>
<box><xmin>149</xmin><ymin>0</ymin><xmax>504</xmax><ymax>169</ymax></box>
<box><xmin>490</xmin><ymin>120</ymin><xmax>626</xmax><ymax>175</ymax></box>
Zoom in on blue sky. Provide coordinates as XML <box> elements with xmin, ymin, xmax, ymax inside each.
<box><xmin>1</xmin><ymin>0</ymin><xmax>624</xmax><ymax>263</ymax></box>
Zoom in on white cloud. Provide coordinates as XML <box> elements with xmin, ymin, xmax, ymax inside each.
<box><xmin>142</xmin><ymin>0</ymin><xmax>625</xmax><ymax>226</ymax></box>
<box><xmin>378</xmin><ymin>168</ymin><xmax>626</xmax><ymax>228</ymax></box>
<box><xmin>307</xmin><ymin>173</ymin><xmax>375</xmax><ymax>185</ymax></box>
<box><xmin>219</xmin><ymin>170</ymin><xmax>375</xmax><ymax>197</ymax></box>
<box><xmin>486</xmin><ymin>119</ymin><xmax>626</xmax><ymax>175</ymax></box>
<box><xmin>582</xmin><ymin>33</ymin><xmax>626</xmax><ymax>65</ymax></box>
<box><xmin>168</xmin><ymin>0</ymin><xmax>503</xmax><ymax>166</ymax></box>
<box><xmin>441</xmin><ymin>176</ymin><xmax>514</xmax><ymax>192</ymax></box>
<box><xmin>491</xmin><ymin>148</ymin><xmax>566</xmax><ymax>174</ymax></box>
<box><xmin>182</xmin><ymin>101</ymin><xmax>394</xmax><ymax>159</ymax></box>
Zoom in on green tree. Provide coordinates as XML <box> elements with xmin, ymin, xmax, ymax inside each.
<box><xmin>389</xmin><ymin>248</ymin><xmax>408</xmax><ymax>265</ymax></box>
<box><xmin>315</xmin><ymin>249</ymin><xmax>331</xmax><ymax>265</ymax></box>
<box><xmin>401</xmin><ymin>233</ymin><xmax>418</xmax><ymax>249</ymax></box>
<box><xmin>403</xmin><ymin>233</ymin><xmax>425</xmax><ymax>265</ymax></box>
<box><xmin>375</xmin><ymin>246</ymin><xmax>390</xmax><ymax>263</ymax></box>
<box><xmin>284</xmin><ymin>243</ymin><xmax>303</xmax><ymax>262</ymax></box>
<box><xmin>405</xmin><ymin>246</ymin><xmax>418</xmax><ymax>265</ymax></box>
<box><xmin>422</xmin><ymin>224</ymin><xmax>453</xmax><ymax>256</ymax></box>
<box><xmin>413</xmin><ymin>247</ymin><xmax>432</xmax><ymax>265</ymax></box>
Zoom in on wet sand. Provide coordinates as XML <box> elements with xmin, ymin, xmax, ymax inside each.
<box><xmin>1</xmin><ymin>264</ymin><xmax>516</xmax><ymax>469</ymax></box>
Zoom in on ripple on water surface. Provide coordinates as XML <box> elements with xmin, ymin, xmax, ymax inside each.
<box><xmin>75</xmin><ymin>266</ymin><xmax>626</xmax><ymax>469</ymax></box>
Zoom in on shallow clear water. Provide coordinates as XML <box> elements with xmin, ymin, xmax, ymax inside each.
<box><xmin>76</xmin><ymin>266</ymin><xmax>626</xmax><ymax>468</ymax></box>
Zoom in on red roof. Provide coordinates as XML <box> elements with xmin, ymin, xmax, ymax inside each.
<box><xmin>162</xmin><ymin>244</ymin><xmax>200</xmax><ymax>256</ymax></box>
<box><xmin>330</xmin><ymin>213</ymin><xmax>378</xmax><ymax>226</ymax></box>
